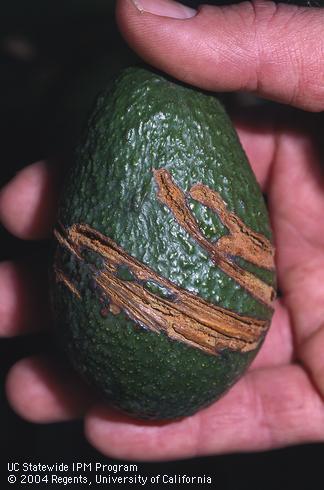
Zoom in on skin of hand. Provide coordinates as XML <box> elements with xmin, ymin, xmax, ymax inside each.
<box><xmin>1</xmin><ymin>0</ymin><xmax>324</xmax><ymax>461</ymax></box>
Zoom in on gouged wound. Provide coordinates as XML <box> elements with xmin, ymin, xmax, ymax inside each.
<box><xmin>54</xmin><ymin>268</ymin><xmax>81</xmax><ymax>299</ymax></box>
<box><xmin>154</xmin><ymin>169</ymin><xmax>275</xmax><ymax>307</ymax></box>
<box><xmin>54</xmin><ymin>222</ymin><xmax>269</xmax><ymax>356</ymax></box>
<box><xmin>54</xmin><ymin>168</ymin><xmax>275</xmax><ymax>356</ymax></box>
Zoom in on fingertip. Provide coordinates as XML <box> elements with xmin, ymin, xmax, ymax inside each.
<box><xmin>0</xmin><ymin>160</ymin><xmax>60</xmax><ymax>240</ymax></box>
<box><xmin>116</xmin><ymin>0</ymin><xmax>203</xmax><ymax>87</ymax></box>
<box><xmin>6</xmin><ymin>356</ymin><xmax>92</xmax><ymax>423</ymax></box>
<box><xmin>6</xmin><ymin>357</ymin><xmax>59</xmax><ymax>423</ymax></box>
<box><xmin>0</xmin><ymin>260</ymin><xmax>49</xmax><ymax>337</ymax></box>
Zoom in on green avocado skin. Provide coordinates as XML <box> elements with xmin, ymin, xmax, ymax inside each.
<box><xmin>51</xmin><ymin>67</ymin><xmax>275</xmax><ymax>420</ymax></box>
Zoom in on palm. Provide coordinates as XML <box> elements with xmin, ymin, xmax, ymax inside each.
<box><xmin>239</xmin><ymin>108</ymin><xmax>324</xmax><ymax>365</ymax></box>
<box><xmin>1</xmin><ymin>105</ymin><xmax>323</xmax><ymax>461</ymax></box>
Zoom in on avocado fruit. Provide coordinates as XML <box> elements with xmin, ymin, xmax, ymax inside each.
<box><xmin>51</xmin><ymin>66</ymin><xmax>276</xmax><ymax>420</ymax></box>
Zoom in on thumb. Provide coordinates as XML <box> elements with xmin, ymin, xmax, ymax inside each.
<box><xmin>116</xmin><ymin>0</ymin><xmax>324</xmax><ymax>112</ymax></box>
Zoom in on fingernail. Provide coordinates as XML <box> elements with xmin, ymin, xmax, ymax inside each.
<box><xmin>132</xmin><ymin>0</ymin><xmax>196</xmax><ymax>19</ymax></box>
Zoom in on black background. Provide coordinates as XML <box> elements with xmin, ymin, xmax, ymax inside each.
<box><xmin>1</xmin><ymin>1</ymin><xmax>323</xmax><ymax>488</ymax></box>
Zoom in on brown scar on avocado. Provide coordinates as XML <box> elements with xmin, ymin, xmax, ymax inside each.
<box><xmin>53</xmin><ymin>168</ymin><xmax>275</xmax><ymax>357</ymax></box>
<box><xmin>154</xmin><ymin>168</ymin><xmax>275</xmax><ymax>306</ymax></box>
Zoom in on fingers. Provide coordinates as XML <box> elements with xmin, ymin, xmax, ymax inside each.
<box><xmin>0</xmin><ymin>260</ymin><xmax>49</xmax><ymax>337</ymax></box>
<box><xmin>85</xmin><ymin>365</ymin><xmax>324</xmax><ymax>461</ymax></box>
<box><xmin>0</xmin><ymin>160</ymin><xmax>61</xmax><ymax>240</ymax></box>
<box><xmin>6</xmin><ymin>356</ymin><xmax>93</xmax><ymax>423</ymax></box>
<box><xmin>117</xmin><ymin>0</ymin><xmax>324</xmax><ymax>111</ymax></box>
<box><xmin>86</xmin><ymin>405</ymin><xmax>201</xmax><ymax>462</ymax></box>
<box><xmin>7</xmin><ymin>348</ymin><xmax>322</xmax><ymax>461</ymax></box>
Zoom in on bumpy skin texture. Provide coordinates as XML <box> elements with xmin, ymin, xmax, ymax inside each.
<box><xmin>51</xmin><ymin>67</ymin><xmax>276</xmax><ymax>420</ymax></box>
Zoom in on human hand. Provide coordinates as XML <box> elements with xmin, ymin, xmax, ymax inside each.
<box><xmin>2</xmin><ymin>0</ymin><xmax>324</xmax><ymax>461</ymax></box>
